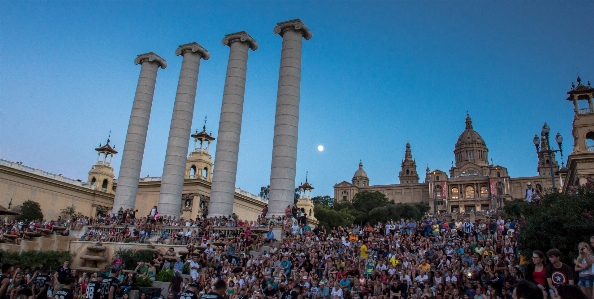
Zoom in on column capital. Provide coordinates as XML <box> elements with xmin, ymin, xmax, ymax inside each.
<box><xmin>222</xmin><ymin>31</ymin><xmax>258</xmax><ymax>51</ymax></box>
<box><xmin>273</xmin><ymin>19</ymin><xmax>312</xmax><ymax>40</ymax></box>
<box><xmin>134</xmin><ymin>52</ymin><xmax>167</xmax><ymax>69</ymax></box>
<box><xmin>176</xmin><ymin>42</ymin><xmax>210</xmax><ymax>60</ymax></box>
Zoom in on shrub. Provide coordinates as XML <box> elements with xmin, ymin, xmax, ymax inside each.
<box><xmin>115</xmin><ymin>248</ymin><xmax>157</xmax><ymax>270</ymax></box>
<box><xmin>16</xmin><ymin>200</ymin><xmax>43</xmax><ymax>221</ymax></box>
<box><xmin>133</xmin><ymin>275</ymin><xmax>154</xmax><ymax>289</ymax></box>
<box><xmin>0</xmin><ymin>250</ymin><xmax>72</xmax><ymax>270</ymax></box>
<box><xmin>156</xmin><ymin>269</ymin><xmax>173</xmax><ymax>282</ymax></box>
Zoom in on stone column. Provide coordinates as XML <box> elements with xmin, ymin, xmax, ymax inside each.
<box><xmin>209</xmin><ymin>32</ymin><xmax>258</xmax><ymax>217</ymax></box>
<box><xmin>158</xmin><ymin>43</ymin><xmax>210</xmax><ymax>216</ymax></box>
<box><xmin>268</xmin><ymin>19</ymin><xmax>312</xmax><ymax>218</ymax></box>
<box><xmin>113</xmin><ymin>53</ymin><xmax>167</xmax><ymax>214</ymax></box>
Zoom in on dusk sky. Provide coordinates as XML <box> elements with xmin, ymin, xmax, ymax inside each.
<box><xmin>1</xmin><ymin>1</ymin><xmax>593</xmax><ymax>198</ymax></box>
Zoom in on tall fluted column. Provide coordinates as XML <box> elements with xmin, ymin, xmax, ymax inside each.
<box><xmin>268</xmin><ymin>19</ymin><xmax>312</xmax><ymax>218</ymax></box>
<box><xmin>113</xmin><ymin>53</ymin><xmax>167</xmax><ymax>213</ymax></box>
<box><xmin>209</xmin><ymin>32</ymin><xmax>258</xmax><ymax>217</ymax></box>
<box><xmin>158</xmin><ymin>43</ymin><xmax>210</xmax><ymax>216</ymax></box>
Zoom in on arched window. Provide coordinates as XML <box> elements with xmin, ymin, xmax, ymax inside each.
<box><xmin>451</xmin><ymin>187</ymin><xmax>459</xmax><ymax>200</ymax></box>
<box><xmin>497</xmin><ymin>172</ymin><xmax>501</xmax><ymax>177</ymax></box>
<box><xmin>434</xmin><ymin>185</ymin><xmax>442</xmax><ymax>199</ymax></box>
<box><xmin>102</xmin><ymin>179</ymin><xmax>108</xmax><ymax>192</ymax></box>
<box><xmin>190</xmin><ymin>166</ymin><xmax>196</xmax><ymax>178</ymax></box>
<box><xmin>586</xmin><ymin>131</ymin><xmax>594</xmax><ymax>151</ymax></box>
<box><xmin>406</xmin><ymin>169</ymin><xmax>410</xmax><ymax>175</ymax></box>
<box><xmin>91</xmin><ymin>177</ymin><xmax>96</xmax><ymax>186</ymax></box>
<box><xmin>465</xmin><ymin>186</ymin><xmax>475</xmax><ymax>199</ymax></box>
<box><xmin>203</xmin><ymin>167</ymin><xmax>208</xmax><ymax>179</ymax></box>
<box><xmin>480</xmin><ymin>186</ymin><xmax>489</xmax><ymax>198</ymax></box>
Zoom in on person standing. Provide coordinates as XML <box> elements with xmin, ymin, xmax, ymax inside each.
<box><xmin>546</xmin><ymin>249</ymin><xmax>574</xmax><ymax>298</ymax></box>
<box><xmin>32</xmin><ymin>267</ymin><xmax>52</xmax><ymax>299</ymax></box>
<box><xmin>100</xmin><ymin>269</ymin><xmax>120</xmax><ymax>299</ymax></box>
<box><xmin>54</xmin><ymin>277</ymin><xmax>76</xmax><ymax>299</ymax></box>
<box><xmin>200</xmin><ymin>280</ymin><xmax>226</xmax><ymax>299</ymax></box>
<box><xmin>0</xmin><ymin>263</ymin><xmax>14</xmax><ymax>299</ymax></box>
<box><xmin>574</xmin><ymin>243</ymin><xmax>594</xmax><ymax>299</ymax></box>
<box><xmin>525</xmin><ymin>250</ymin><xmax>548</xmax><ymax>297</ymax></box>
<box><xmin>85</xmin><ymin>273</ymin><xmax>103</xmax><ymax>299</ymax></box>
<box><xmin>168</xmin><ymin>271</ymin><xmax>184</xmax><ymax>299</ymax></box>
<box><xmin>54</xmin><ymin>260</ymin><xmax>71</xmax><ymax>292</ymax></box>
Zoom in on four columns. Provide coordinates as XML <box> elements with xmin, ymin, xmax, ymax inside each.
<box><xmin>158</xmin><ymin>43</ymin><xmax>210</xmax><ymax>216</ymax></box>
<box><xmin>268</xmin><ymin>19</ymin><xmax>312</xmax><ymax>218</ymax></box>
<box><xmin>209</xmin><ymin>32</ymin><xmax>258</xmax><ymax>217</ymax></box>
<box><xmin>114</xmin><ymin>20</ymin><xmax>311</xmax><ymax>218</ymax></box>
<box><xmin>113</xmin><ymin>53</ymin><xmax>167</xmax><ymax>213</ymax></box>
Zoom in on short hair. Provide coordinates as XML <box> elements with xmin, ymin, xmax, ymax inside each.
<box><xmin>557</xmin><ymin>284</ymin><xmax>588</xmax><ymax>299</ymax></box>
<box><xmin>0</xmin><ymin>264</ymin><xmax>11</xmax><ymax>274</ymax></box>
<box><xmin>546</xmin><ymin>248</ymin><xmax>561</xmax><ymax>258</ymax></box>
<box><xmin>213</xmin><ymin>279</ymin><xmax>226</xmax><ymax>292</ymax></box>
<box><xmin>64</xmin><ymin>277</ymin><xmax>76</xmax><ymax>285</ymax></box>
<box><xmin>111</xmin><ymin>267</ymin><xmax>120</xmax><ymax>274</ymax></box>
<box><xmin>514</xmin><ymin>281</ymin><xmax>543</xmax><ymax>299</ymax></box>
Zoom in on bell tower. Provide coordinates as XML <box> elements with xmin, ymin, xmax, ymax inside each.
<box><xmin>296</xmin><ymin>173</ymin><xmax>317</xmax><ymax>224</ymax></box>
<box><xmin>88</xmin><ymin>135</ymin><xmax>118</xmax><ymax>194</ymax></box>
<box><xmin>398</xmin><ymin>143</ymin><xmax>419</xmax><ymax>184</ymax></box>
<box><xmin>185</xmin><ymin>119</ymin><xmax>215</xmax><ymax>181</ymax></box>
<box><xmin>564</xmin><ymin>76</ymin><xmax>594</xmax><ymax>189</ymax></box>
<box><xmin>535</xmin><ymin>122</ymin><xmax>560</xmax><ymax>177</ymax></box>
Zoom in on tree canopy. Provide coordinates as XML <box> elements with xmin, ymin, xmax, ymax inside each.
<box><xmin>16</xmin><ymin>200</ymin><xmax>43</xmax><ymax>221</ymax></box>
<box><xmin>504</xmin><ymin>185</ymin><xmax>594</xmax><ymax>263</ymax></box>
<box><xmin>313</xmin><ymin>191</ymin><xmax>430</xmax><ymax>230</ymax></box>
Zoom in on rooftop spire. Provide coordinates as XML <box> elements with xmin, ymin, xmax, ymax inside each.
<box><xmin>404</xmin><ymin>142</ymin><xmax>413</xmax><ymax>161</ymax></box>
<box><xmin>465</xmin><ymin>113</ymin><xmax>473</xmax><ymax>130</ymax></box>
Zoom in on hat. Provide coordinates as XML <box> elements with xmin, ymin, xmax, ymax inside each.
<box><xmin>527</xmin><ymin>182</ymin><xmax>532</xmax><ymax>185</ymax></box>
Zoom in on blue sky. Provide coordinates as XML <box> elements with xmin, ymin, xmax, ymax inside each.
<box><xmin>1</xmin><ymin>1</ymin><xmax>593</xmax><ymax>198</ymax></box>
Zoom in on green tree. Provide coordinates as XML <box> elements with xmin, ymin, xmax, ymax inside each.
<box><xmin>16</xmin><ymin>200</ymin><xmax>43</xmax><ymax>221</ymax></box>
<box><xmin>312</xmin><ymin>195</ymin><xmax>334</xmax><ymax>207</ymax></box>
<box><xmin>313</xmin><ymin>205</ymin><xmax>354</xmax><ymax>231</ymax></box>
<box><xmin>351</xmin><ymin>191</ymin><xmax>389</xmax><ymax>224</ymax></box>
<box><xmin>509</xmin><ymin>186</ymin><xmax>594</xmax><ymax>264</ymax></box>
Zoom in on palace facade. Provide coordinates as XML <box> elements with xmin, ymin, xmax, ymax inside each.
<box><xmin>335</xmin><ymin>78</ymin><xmax>594</xmax><ymax>213</ymax></box>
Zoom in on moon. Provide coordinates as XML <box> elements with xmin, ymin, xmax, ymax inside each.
<box><xmin>317</xmin><ymin>145</ymin><xmax>324</xmax><ymax>152</ymax></box>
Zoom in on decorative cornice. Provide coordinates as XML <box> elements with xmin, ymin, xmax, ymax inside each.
<box><xmin>134</xmin><ymin>52</ymin><xmax>167</xmax><ymax>69</ymax></box>
<box><xmin>222</xmin><ymin>31</ymin><xmax>258</xmax><ymax>51</ymax></box>
<box><xmin>273</xmin><ymin>19</ymin><xmax>312</xmax><ymax>40</ymax></box>
<box><xmin>175</xmin><ymin>42</ymin><xmax>210</xmax><ymax>60</ymax></box>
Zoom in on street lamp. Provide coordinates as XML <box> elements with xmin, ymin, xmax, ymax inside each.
<box><xmin>533</xmin><ymin>124</ymin><xmax>564</xmax><ymax>190</ymax></box>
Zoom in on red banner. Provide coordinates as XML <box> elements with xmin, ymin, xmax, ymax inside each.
<box><xmin>489</xmin><ymin>178</ymin><xmax>495</xmax><ymax>196</ymax></box>
<box><xmin>442</xmin><ymin>181</ymin><xmax>447</xmax><ymax>199</ymax></box>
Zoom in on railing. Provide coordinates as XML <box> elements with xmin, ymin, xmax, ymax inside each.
<box><xmin>588</xmin><ymin>145</ymin><xmax>594</xmax><ymax>152</ymax></box>
<box><xmin>0</xmin><ymin>159</ymin><xmax>92</xmax><ymax>189</ymax></box>
<box><xmin>235</xmin><ymin>188</ymin><xmax>268</xmax><ymax>203</ymax></box>
<box><xmin>96</xmin><ymin>161</ymin><xmax>111</xmax><ymax>166</ymax></box>
<box><xmin>579</xmin><ymin>108</ymin><xmax>593</xmax><ymax>114</ymax></box>
<box><xmin>139</xmin><ymin>176</ymin><xmax>162</xmax><ymax>182</ymax></box>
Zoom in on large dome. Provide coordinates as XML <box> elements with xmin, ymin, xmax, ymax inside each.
<box><xmin>455</xmin><ymin>114</ymin><xmax>487</xmax><ymax>149</ymax></box>
<box><xmin>353</xmin><ymin>160</ymin><xmax>368</xmax><ymax>178</ymax></box>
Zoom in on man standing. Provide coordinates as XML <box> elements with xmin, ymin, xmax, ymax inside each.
<box><xmin>525</xmin><ymin>182</ymin><xmax>535</xmax><ymax>202</ymax></box>
<box><xmin>200</xmin><ymin>280</ymin><xmax>226</xmax><ymax>299</ymax></box>
<box><xmin>168</xmin><ymin>271</ymin><xmax>184</xmax><ymax>299</ymax></box>
<box><xmin>101</xmin><ymin>268</ymin><xmax>120</xmax><ymax>299</ymax></box>
<box><xmin>462</xmin><ymin>219</ymin><xmax>474</xmax><ymax>237</ymax></box>
<box><xmin>54</xmin><ymin>260</ymin><xmax>71</xmax><ymax>292</ymax></box>
<box><xmin>54</xmin><ymin>277</ymin><xmax>76</xmax><ymax>299</ymax></box>
<box><xmin>85</xmin><ymin>273</ymin><xmax>104</xmax><ymax>299</ymax></box>
<box><xmin>33</xmin><ymin>267</ymin><xmax>52</xmax><ymax>299</ymax></box>
<box><xmin>546</xmin><ymin>248</ymin><xmax>574</xmax><ymax>298</ymax></box>
<box><xmin>179</xmin><ymin>282</ymin><xmax>199</xmax><ymax>299</ymax></box>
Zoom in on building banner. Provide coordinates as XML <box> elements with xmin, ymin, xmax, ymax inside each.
<box><xmin>442</xmin><ymin>181</ymin><xmax>447</xmax><ymax>199</ymax></box>
<box><xmin>489</xmin><ymin>178</ymin><xmax>495</xmax><ymax>195</ymax></box>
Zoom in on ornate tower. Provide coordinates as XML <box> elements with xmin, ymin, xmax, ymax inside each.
<box><xmin>536</xmin><ymin>122</ymin><xmax>560</xmax><ymax>177</ymax></box>
<box><xmin>451</xmin><ymin>113</ymin><xmax>490</xmax><ymax>177</ymax></box>
<box><xmin>564</xmin><ymin>76</ymin><xmax>594</xmax><ymax>189</ymax></box>
<box><xmin>88</xmin><ymin>136</ymin><xmax>118</xmax><ymax>194</ymax></box>
<box><xmin>296</xmin><ymin>173</ymin><xmax>317</xmax><ymax>223</ymax></box>
<box><xmin>352</xmin><ymin>160</ymin><xmax>369</xmax><ymax>187</ymax></box>
<box><xmin>185</xmin><ymin>122</ymin><xmax>215</xmax><ymax>181</ymax></box>
<box><xmin>398</xmin><ymin>143</ymin><xmax>419</xmax><ymax>184</ymax></box>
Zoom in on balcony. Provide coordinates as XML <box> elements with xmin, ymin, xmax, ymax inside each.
<box><xmin>579</xmin><ymin>108</ymin><xmax>593</xmax><ymax>114</ymax></box>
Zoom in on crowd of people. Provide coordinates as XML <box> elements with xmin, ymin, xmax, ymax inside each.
<box><xmin>0</xmin><ymin>204</ymin><xmax>592</xmax><ymax>299</ymax></box>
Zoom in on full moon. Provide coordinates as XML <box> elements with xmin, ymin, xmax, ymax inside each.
<box><xmin>317</xmin><ymin>145</ymin><xmax>324</xmax><ymax>152</ymax></box>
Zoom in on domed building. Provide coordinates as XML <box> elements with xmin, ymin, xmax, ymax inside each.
<box><xmin>334</xmin><ymin>113</ymin><xmax>563</xmax><ymax>213</ymax></box>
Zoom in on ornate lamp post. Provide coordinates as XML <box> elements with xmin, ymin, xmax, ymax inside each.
<box><xmin>533</xmin><ymin>124</ymin><xmax>564</xmax><ymax>190</ymax></box>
